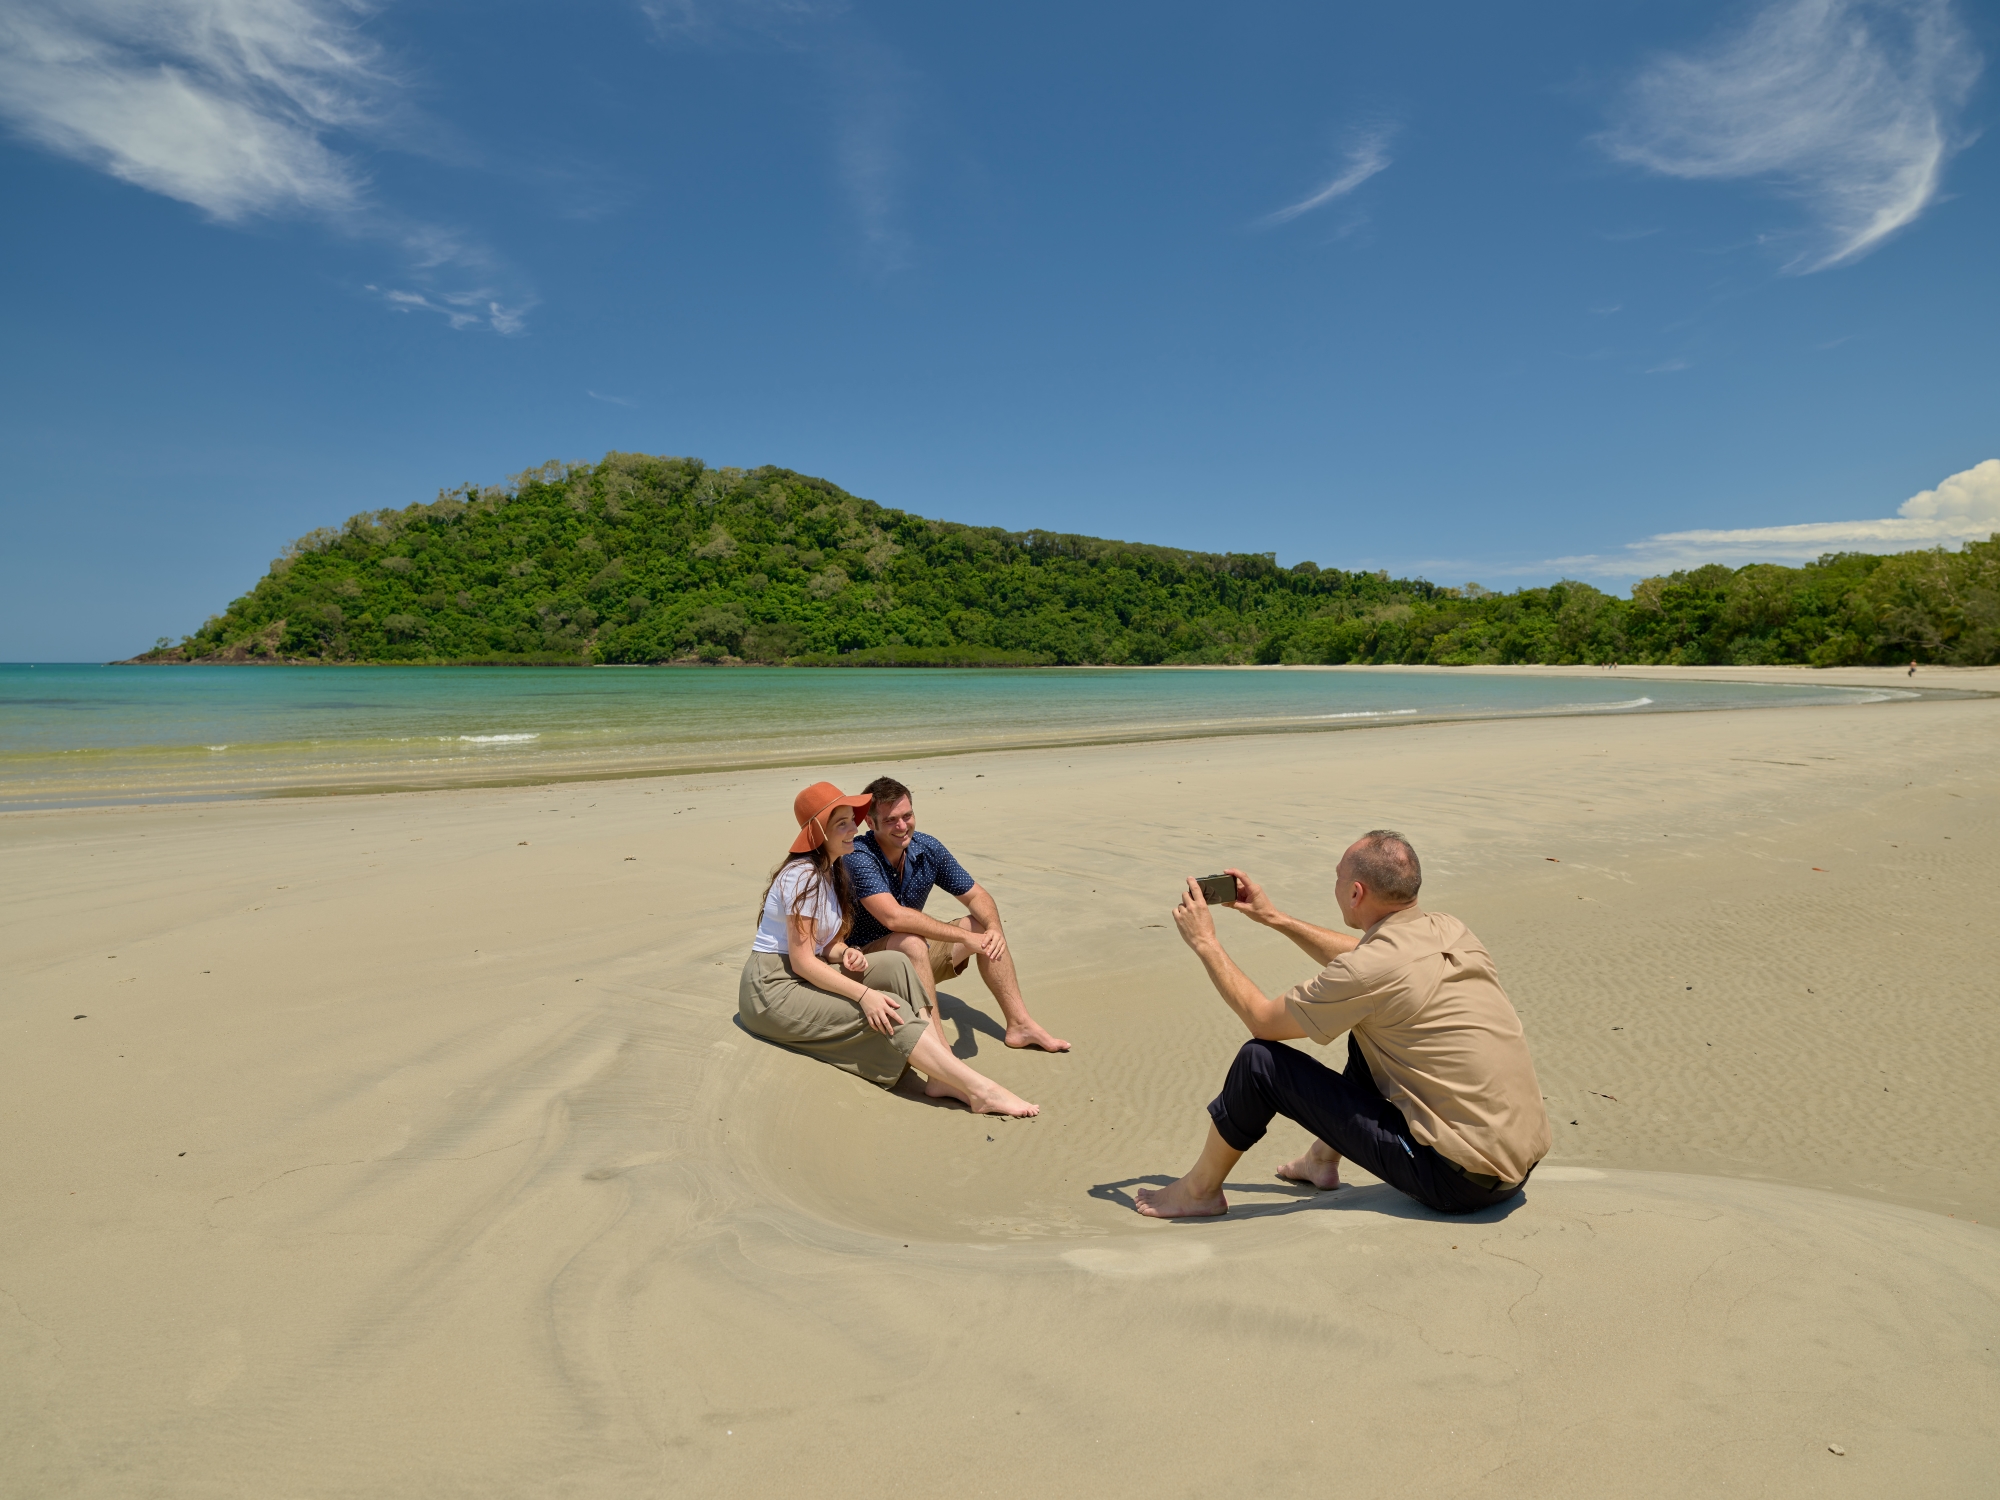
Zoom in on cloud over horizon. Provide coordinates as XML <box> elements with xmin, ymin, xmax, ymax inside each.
<box><xmin>1557</xmin><ymin>459</ymin><xmax>2000</xmax><ymax>576</ymax></box>
<box><xmin>1601</xmin><ymin>0</ymin><xmax>1981</xmax><ymax>271</ymax></box>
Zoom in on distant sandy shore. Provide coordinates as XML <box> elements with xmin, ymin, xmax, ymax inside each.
<box><xmin>4</xmin><ymin>675</ymin><xmax>1996</xmax><ymax>1496</ymax></box>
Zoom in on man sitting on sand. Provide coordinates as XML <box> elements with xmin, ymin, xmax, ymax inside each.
<box><xmin>842</xmin><ymin>775</ymin><xmax>1069</xmax><ymax>1053</ymax></box>
<box><xmin>1135</xmin><ymin>831</ymin><xmax>1548</xmax><ymax>1218</ymax></box>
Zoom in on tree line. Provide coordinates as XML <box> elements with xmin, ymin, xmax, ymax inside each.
<box><xmin>134</xmin><ymin>453</ymin><xmax>2000</xmax><ymax>668</ymax></box>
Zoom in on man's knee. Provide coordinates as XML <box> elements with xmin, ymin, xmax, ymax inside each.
<box><xmin>873</xmin><ymin>932</ymin><xmax>927</xmax><ymax>962</ymax></box>
<box><xmin>1209</xmin><ymin>1040</ymin><xmax>1289</xmax><ymax>1151</ymax></box>
<box><xmin>1230</xmin><ymin>1037</ymin><xmax>1286</xmax><ymax>1081</ymax></box>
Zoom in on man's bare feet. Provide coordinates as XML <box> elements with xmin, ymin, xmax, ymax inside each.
<box><xmin>1134</xmin><ymin>1177</ymin><xmax>1228</xmax><ymax>1218</ymax></box>
<box><xmin>1004</xmin><ymin>1020</ymin><xmax>1071</xmax><ymax>1052</ymax></box>
<box><xmin>1274</xmin><ymin>1141</ymin><xmax>1343</xmax><ymax>1191</ymax></box>
<box><xmin>922</xmin><ymin>1076</ymin><xmax>1040</xmax><ymax>1117</ymax></box>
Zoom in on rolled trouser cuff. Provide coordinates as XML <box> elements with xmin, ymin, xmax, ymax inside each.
<box><xmin>1207</xmin><ymin>1093</ymin><xmax>1265</xmax><ymax>1152</ymax></box>
<box><xmin>1205</xmin><ymin>1038</ymin><xmax>1289</xmax><ymax>1152</ymax></box>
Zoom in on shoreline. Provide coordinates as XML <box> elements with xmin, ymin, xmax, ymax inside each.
<box><xmin>81</xmin><ymin>654</ymin><xmax>2000</xmax><ymax>680</ymax></box>
<box><xmin>4</xmin><ymin>666</ymin><xmax>1992</xmax><ymax>815</ymax></box>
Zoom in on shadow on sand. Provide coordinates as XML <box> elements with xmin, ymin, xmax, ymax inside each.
<box><xmin>1085</xmin><ymin>1174</ymin><xmax>1532</xmax><ymax>1225</ymax></box>
<box><xmin>936</xmin><ymin>990</ymin><xmax>1005</xmax><ymax>1059</ymax></box>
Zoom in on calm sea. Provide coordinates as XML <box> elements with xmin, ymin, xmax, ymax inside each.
<box><xmin>0</xmin><ymin>663</ymin><xmax>1906</xmax><ymax>811</ymax></box>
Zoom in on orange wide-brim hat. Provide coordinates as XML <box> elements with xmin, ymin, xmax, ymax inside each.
<box><xmin>789</xmin><ymin>781</ymin><xmax>876</xmax><ymax>854</ymax></box>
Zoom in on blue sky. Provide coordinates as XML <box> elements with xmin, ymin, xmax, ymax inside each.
<box><xmin>1</xmin><ymin>0</ymin><xmax>1995</xmax><ymax>660</ymax></box>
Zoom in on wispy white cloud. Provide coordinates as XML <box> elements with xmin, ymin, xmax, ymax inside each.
<box><xmin>1549</xmin><ymin>459</ymin><xmax>2000</xmax><ymax>575</ymax></box>
<box><xmin>640</xmin><ymin>0</ymin><xmax>846</xmax><ymax>47</ymax></box>
<box><xmin>0</xmin><ymin>0</ymin><xmax>533</xmax><ymax>330</ymax></box>
<box><xmin>371</xmin><ymin>225</ymin><xmax>535</xmax><ymax>335</ymax></box>
<box><xmin>367</xmin><ymin>285</ymin><xmax>531</xmax><ymax>336</ymax></box>
<box><xmin>1260</xmin><ymin>129</ymin><xmax>1393</xmax><ymax>228</ymax></box>
<box><xmin>641</xmin><ymin>0</ymin><xmax>912</xmax><ymax>272</ymax></box>
<box><xmin>829</xmin><ymin>38</ymin><xmax>912</xmax><ymax>271</ymax></box>
<box><xmin>0</xmin><ymin>0</ymin><xmax>384</xmax><ymax>221</ymax></box>
<box><xmin>1601</xmin><ymin>0</ymin><xmax>1982</xmax><ymax>272</ymax></box>
<box><xmin>587</xmin><ymin>389</ymin><xmax>636</xmax><ymax>407</ymax></box>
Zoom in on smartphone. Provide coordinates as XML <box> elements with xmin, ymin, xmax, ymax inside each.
<box><xmin>1196</xmin><ymin>873</ymin><xmax>1239</xmax><ymax>906</ymax></box>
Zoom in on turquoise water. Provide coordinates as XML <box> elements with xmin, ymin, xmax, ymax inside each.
<box><xmin>0</xmin><ymin>663</ymin><xmax>1907</xmax><ymax>811</ymax></box>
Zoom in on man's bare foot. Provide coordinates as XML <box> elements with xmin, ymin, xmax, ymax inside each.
<box><xmin>923</xmin><ymin>1076</ymin><xmax>1040</xmax><ymax>1117</ymax></box>
<box><xmin>1004</xmin><ymin>1020</ymin><xmax>1071</xmax><ymax>1052</ymax></box>
<box><xmin>1274</xmin><ymin>1142</ymin><xmax>1343</xmax><ymax>1191</ymax></box>
<box><xmin>1134</xmin><ymin>1178</ymin><xmax>1227</xmax><ymax>1218</ymax></box>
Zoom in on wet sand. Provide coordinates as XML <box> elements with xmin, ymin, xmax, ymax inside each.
<box><xmin>4</xmin><ymin>668</ymin><xmax>1997</xmax><ymax>1496</ymax></box>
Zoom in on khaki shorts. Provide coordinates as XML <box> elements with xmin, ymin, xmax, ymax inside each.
<box><xmin>927</xmin><ymin>933</ymin><xmax>972</xmax><ymax>984</ymax></box>
<box><xmin>866</xmin><ymin>924</ymin><xmax>974</xmax><ymax>983</ymax></box>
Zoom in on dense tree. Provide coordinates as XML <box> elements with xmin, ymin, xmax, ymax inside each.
<box><xmin>133</xmin><ymin>454</ymin><xmax>2000</xmax><ymax>667</ymax></box>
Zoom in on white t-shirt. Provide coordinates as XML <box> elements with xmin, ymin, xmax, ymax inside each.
<box><xmin>752</xmin><ymin>861</ymin><xmax>843</xmax><ymax>955</ymax></box>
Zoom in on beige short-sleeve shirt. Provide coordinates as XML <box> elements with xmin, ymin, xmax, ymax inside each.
<box><xmin>1281</xmin><ymin>907</ymin><xmax>1550</xmax><ymax>1185</ymax></box>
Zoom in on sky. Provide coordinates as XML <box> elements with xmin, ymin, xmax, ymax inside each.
<box><xmin>1</xmin><ymin>0</ymin><xmax>1995</xmax><ymax>660</ymax></box>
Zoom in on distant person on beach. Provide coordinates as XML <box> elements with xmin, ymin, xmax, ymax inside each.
<box><xmin>843</xmin><ymin>775</ymin><xmax>1070</xmax><ymax>1053</ymax></box>
<box><xmin>1134</xmin><ymin>831</ymin><xmax>1548</xmax><ymax>1218</ymax></box>
<box><xmin>1910</xmin><ymin>659</ymin><xmax>1918</xmax><ymax>676</ymax></box>
<box><xmin>737</xmin><ymin>781</ymin><xmax>1038</xmax><ymax>1117</ymax></box>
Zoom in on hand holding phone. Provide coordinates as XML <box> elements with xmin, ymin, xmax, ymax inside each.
<box><xmin>1195</xmin><ymin>873</ymin><xmax>1240</xmax><ymax>907</ymax></box>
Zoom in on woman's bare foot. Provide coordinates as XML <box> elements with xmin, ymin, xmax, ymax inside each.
<box><xmin>923</xmin><ymin>1076</ymin><xmax>1040</xmax><ymax>1117</ymax></box>
<box><xmin>1004</xmin><ymin>1020</ymin><xmax>1071</xmax><ymax>1052</ymax></box>
<box><xmin>1274</xmin><ymin>1140</ymin><xmax>1343</xmax><ymax>1190</ymax></box>
<box><xmin>1134</xmin><ymin>1177</ymin><xmax>1227</xmax><ymax>1218</ymax></box>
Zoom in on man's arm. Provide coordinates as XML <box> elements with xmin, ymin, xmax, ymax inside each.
<box><xmin>858</xmin><ymin>891</ymin><xmax>976</xmax><ymax>946</ymax></box>
<box><xmin>946</xmin><ymin>882</ymin><xmax>1008</xmax><ymax>961</ymax></box>
<box><xmin>1259</xmin><ymin>911</ymin><xmax>1357</xmax><ymax>966</ymax></box>
<box><xmin>1172</xmin><ymin>879</ymin><xmax>1306</xmax><ymax>1041</ymax></box>
<box><xmin>1221</xmin><ymin>867</ymin><xmax>1357</xmax><ymax>966</ymax></box>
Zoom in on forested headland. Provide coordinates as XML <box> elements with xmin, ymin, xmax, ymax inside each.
<box><xmin>129</xmin><ymin>453</ymin><xmax>2000</xmax><ymax>668</ymax></box>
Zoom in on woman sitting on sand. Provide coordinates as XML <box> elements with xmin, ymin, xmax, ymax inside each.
<box><xmin>738</xmin><ymin>781</ymin><xmax>1039</xmax><ymax>1118</ymax></box>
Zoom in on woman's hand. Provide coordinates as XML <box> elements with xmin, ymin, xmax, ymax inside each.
<box><xmin>857</xmin><ymin>986</ymin><xmax>904</xmax><ymax>1035</ymax></box>
<box><xmin>788</xmin><ymin>921</ymin><xmax>900</xmax><ymax>1032</ymax></box>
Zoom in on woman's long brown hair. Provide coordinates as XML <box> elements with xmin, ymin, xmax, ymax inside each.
<box><xmin>757</xmin><ymin>837</ymin><xmax>856</xmax><ymax>945</ymax></box>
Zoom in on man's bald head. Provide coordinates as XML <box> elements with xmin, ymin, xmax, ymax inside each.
<box><xmin>1341</xmin><ymin>830</ymin><xmax>1421</xmax><ymax>905</ymax></box>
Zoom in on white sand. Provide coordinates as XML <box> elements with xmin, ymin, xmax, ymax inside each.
<box><xmin>4</xmin><ymin>670</ymin><xmax>1997</xmax><ymax>1496</ymax></box>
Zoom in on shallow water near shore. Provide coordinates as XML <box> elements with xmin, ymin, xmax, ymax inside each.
<box><xmin>0</xmin><ymin>662</ymin><xmax>1909</xmax><ymax>810</ymax></box>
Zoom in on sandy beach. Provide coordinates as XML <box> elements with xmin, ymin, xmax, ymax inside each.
<box><xmin>4</xmin><ymin>666</ymin><xmax>1997</xmax><ymax>1497</ymax></box>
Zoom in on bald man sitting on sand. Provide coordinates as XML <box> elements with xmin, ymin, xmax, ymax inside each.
<box><xmin>1135</xmin><ymin>831</ymin><xmax>1550</xmax><ymax>1219</ymax></box>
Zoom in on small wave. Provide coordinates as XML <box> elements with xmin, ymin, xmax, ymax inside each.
<box><xmin>207</xmin><ymin>745</ymin><xmax>229</xmax><ymax>752</ymax></box>
<box><xmin>1560</xmin><ymin>696</ymin><xmax>1653</xmax><ymax>712</ymax></box>
<box><xmin>1308</xmin><ymin>708</ymin><xmax>1422</xmax><ymax>721</ymax></box>
<box><xmin>457</xmin><ymin>733</ymin><xmax>541</xmax><ymax>743</ymax></box>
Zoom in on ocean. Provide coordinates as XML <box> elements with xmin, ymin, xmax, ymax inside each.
<box><xmin>0</xmin><ymin>663</ymin><xmax>1908</xmax><ymax>811</ymax></box>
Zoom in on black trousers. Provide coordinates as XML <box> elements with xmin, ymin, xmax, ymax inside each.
<box><xmin>1206</xmin><ymin>1035</ymin><xmax>1529</xmax><ymax>1216</ymax></box>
